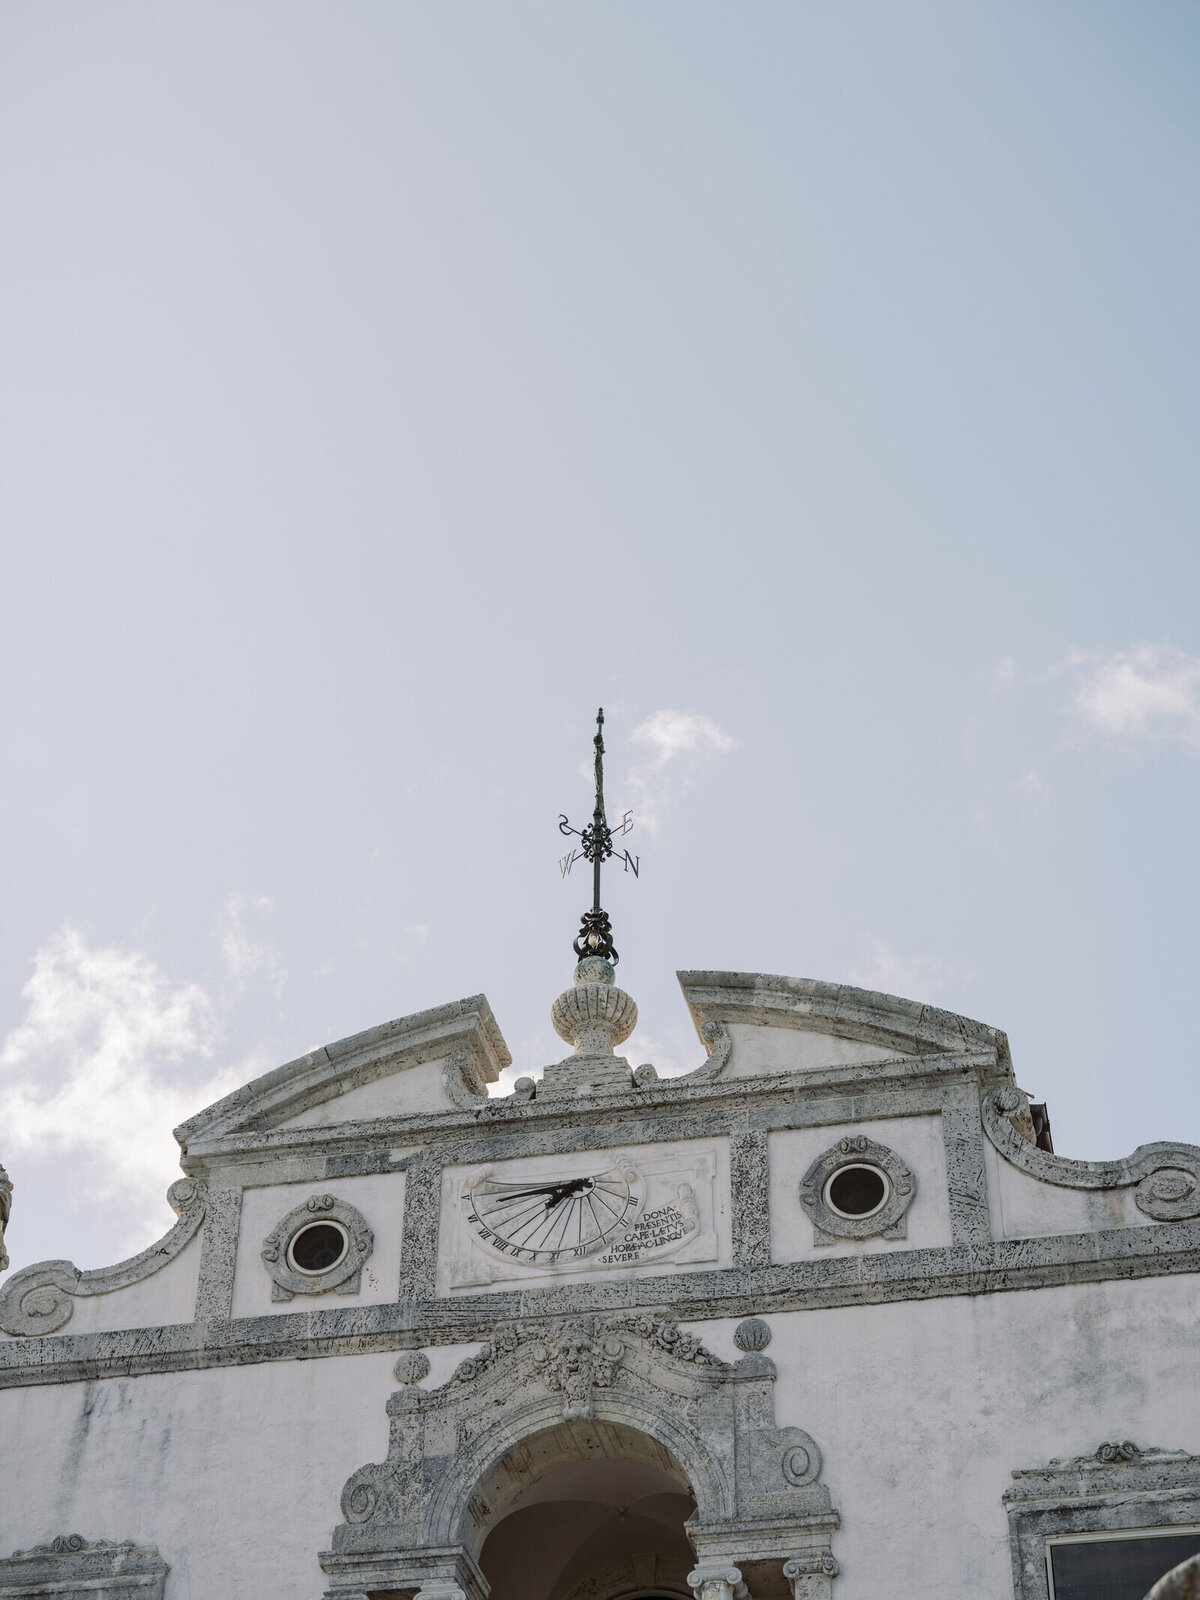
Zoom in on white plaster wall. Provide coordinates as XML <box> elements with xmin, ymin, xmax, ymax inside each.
<box><xmin>231</xmin><ymin>1170</ymin><xmax>406</xmax><ymax>1318</ymax></box>
<box><xmin>0</xmin><ymin>1342</ymin><xmax>473</xmax><ymax>1600</ymax></box>
<box><xmin>1</xmin><ymin>1278</ymin><xmax>1193</xmax><ymax>1600</ymax></box>
<box><xmin>984</xmin><ymin>1143</ymin><xmax>1156</xmax><ymax>1240</ymax></box>
<box><xmin>769</xmin><ymin>1114</ymin><xmax>951</xmax><ymax>1260</ymax></box>
<box><xmin>723</xmin><ymin>1023</ymin><xmax>902</xmax><ymax>1077</ymax></box>
<box><xmin>282</xmin><ymin>1057</ymin><xmax>456</xmax><ymax>1125</ymax></box>
<box><xmin>690</xmin><ymin>1272</ymin><xmax>1200</xmax><ymax>1600</ymax></box>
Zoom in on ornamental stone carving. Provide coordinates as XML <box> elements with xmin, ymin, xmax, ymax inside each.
<box><xmin>321</xmin><ymin>1311</ymin><xmax>839</xmax><ymax>1599</ymax></box>
<box><xmin>0</xmin><ymin>1535</ymin><xmax>168</xmax><ymax>1600</ymax></box>
<box><xmin>798</xmin><ymin>1136</ymin><xmax>916</xmax><ymax>1244</ymax></box>
<box><xmin>260</xmin><ymin>1193</ymin><xmax>374</xmax><ymax>1301</ymax></box>
<box><xmin>687</xmin><ymin>1562</ymin><xmax>747</xmax><ymax>1600</ymax></box>
<box><xmin>1148</xmin><ymin>1555</ymin><xmax>1200</xmax><ymax>1599</ymax></box>
<box><xmin>0</xmin><ymin>1177</ymin><xmax>207</xmax><ymax>1336</ymax></box>
<box><xmin>983</xmin><ymin>1086</ymin><xmax>1200</xmax><ymax>1220</ymax></box>
<box><xmin>0</xmin><ymin>1164</ymin><xmax>11</xmax><ymax>1274</ymax></box>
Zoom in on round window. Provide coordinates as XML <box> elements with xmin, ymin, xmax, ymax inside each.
<box><xmin>824</xmin><ymin>1163</ymin><xmax>889</xmax><ymax>1220</ymax></box>
<box><xmin>287</xmin><ymin>1220</ymin><xmax>349</xmax><ymax>1275</ymax></box>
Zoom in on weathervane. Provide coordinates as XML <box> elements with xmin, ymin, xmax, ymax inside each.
<box><xmin>558</xmin><ymin>708</ymin><xmax>639</xmax><ymax>964</ymax></box>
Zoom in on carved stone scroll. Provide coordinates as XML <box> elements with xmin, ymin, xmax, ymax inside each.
<box><xmin>0</xmin><ymin>1178</ymin><xmax>207</xmax><ymax>1337</ymax></box>
<box><xmin>0</xmin><ymin>1535</ymin><xmax>168</xmax><ymax>1599</ymax></box>
<box><xmin>983</xmin><ymin>1086</ymin><xmax>1200</xmax><ymax>1221</ymax></box>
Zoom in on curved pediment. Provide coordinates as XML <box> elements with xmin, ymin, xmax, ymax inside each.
<box><xmin>677</xmin><ymin>970</ymin><xmax>1010</xmax><ymax>1071</ymax></box>
<box><xmin>173</xmin><ymin>994</ymin><xmax>510</xmax><ymax>1147</ymax></box>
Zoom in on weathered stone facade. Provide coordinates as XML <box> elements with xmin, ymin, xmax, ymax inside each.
<box><xmin>0</xmin><ymin>967</ymin><xmax>1197</xmax><ymax>1598</ymax></box>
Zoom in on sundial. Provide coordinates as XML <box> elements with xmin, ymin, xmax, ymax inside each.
<box><xmin>557</xmin><ymin>707</ymin><xmax>639</xmax><ymax>963</ymax></box>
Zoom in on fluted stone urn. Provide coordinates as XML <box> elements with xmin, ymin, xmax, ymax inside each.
<box><xmin>543</xmin><ymin>955</ymin><xmax>637</xmax><ymax>1096</ymax></box>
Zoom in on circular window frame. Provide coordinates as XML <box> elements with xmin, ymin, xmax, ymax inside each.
<box><xmin>823</xmin><ymin>1162</ymin><xmax>891</xmax><ymax>1221</ymax></box>
<box><xmin>261</xmin><ymin>1193</ymin><xmax>373</xmax><ymax>1302</ymax></box>
<box><xmin>286</xmin><ymin>1218</ymin><xmax>350</xmax><ymax>1276</ymax></box>
<box><xmin>799</xmin><ymin>1136</ymin><xmax>916</xmax><ymax>1244</ymax></box>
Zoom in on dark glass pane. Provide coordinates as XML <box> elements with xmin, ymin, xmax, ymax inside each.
<box><xmin>290</xmin><ymin>1222</ymin><xmax>346</xmax><ymax>1272</ymax></box>
<box><xmin>1051</xmin><ymin>1533</ymin><xmax>1200</xmax><ymax>1600</ymax></box>
<box><xmin>828</xmin><ymin>1165</ymin><xmax>886</xmax><ymax>1216</ymax></box>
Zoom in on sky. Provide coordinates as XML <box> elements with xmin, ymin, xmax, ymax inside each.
<box><xmin>1</xmin><ymin>1</ymin><xmax>1198</xmax><ymax>1274</ymax></box>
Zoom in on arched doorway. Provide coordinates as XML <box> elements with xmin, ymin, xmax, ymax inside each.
<box><xmin>471</xmin><ymin>1418</ymin><xmax>695</xmax><ymax>1600</ymax></box>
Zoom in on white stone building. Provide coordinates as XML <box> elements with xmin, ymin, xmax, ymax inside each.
<box><xmin>1</xmin><ymin>953</ymin><xmax>1199</xmax><ymax>1600</ymax></box>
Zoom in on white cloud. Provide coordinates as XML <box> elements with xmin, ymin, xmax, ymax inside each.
<box><xmin>849</xmin><ymin>941</ymin><xmax>960</xmax><ymax>1004</ymax></box>
<box><xmin>0</xmin><ymin>927</ymin><xmax>247</xmax><ymax>1253</ymax></box>
<box><xmin>1062</xmin><ymin>645</ymin><xmax>1200</xmax><ymax>749</ymax></box>
<box><xmin>992</xmin><ymin>656</ymin><xmax>1018</xmax><ymax>690</ymax></box>
<box><xmin>623</xmin><ymin>709</ymin><xmax>734</xmax><ymax>832</ymax></box>
<box><xmin>1013</xmin><ymin>768</ymin><xmax>1050</xmax><ymax>811</ymax></box>
<box><xmin>219</xmin><ymin>892</ymin><xmax>286</xmax><ymax>994</ymax></box>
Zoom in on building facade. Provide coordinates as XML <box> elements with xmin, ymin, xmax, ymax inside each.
<box><xmin>1</xmin><ymin>957</ymin><xmax>1198</xmax><ymax>1600</ymax></box>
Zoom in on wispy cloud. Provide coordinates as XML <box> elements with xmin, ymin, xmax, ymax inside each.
<box><xmin>1013</xmin><ymin>768</ymin><xmax>1050</xmax><ymax>812</ymax></box>
<box><xmin>219</xmin><ymin>892</ymin><xmax>286</xmax><ymax>994</ymax></box>
<box><xmin>623</xmin><ymin>709</ymin><xmax>734</xmax><ymax>832</ymax></box>
<box><xmin>1062</xmin><ymin>645</ymin><xmax>1200</xmax><ymax>749</ymax></box>
<box><xmin>850</xmin><ymin>940</ymin><xmax>962</xmax><ymax>1004</ymax></box>
<box><xmin>0</xmin><ymin>927</ymin><xmax>252</xmax><ymax>1254</ymax></box>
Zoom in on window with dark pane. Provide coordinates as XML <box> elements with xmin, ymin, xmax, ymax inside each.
<box><xmin>1050</xmin><ymin>1532</ymin><xmax>1200</xmax><ymax>1600</ymax></box>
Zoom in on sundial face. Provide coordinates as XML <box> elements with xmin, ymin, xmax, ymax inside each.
<box><xmin>463</xmin><ymin>1157</ymin><xmax>644</xmax><ymax>1265</ymax></box>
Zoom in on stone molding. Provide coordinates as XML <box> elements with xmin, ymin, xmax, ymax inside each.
<box><xmin>260</xmin><ymin>1192</ymin><xmax>373</xmax><ymax>1301</ymax></box>
<box><xmin>982</xmin><ymin>1087</ymin><xmax>1200</xmax><ymax>1220</ymax></box>
<box><xmin>321</xmin><ymin>1312</ymin><xmax>838</xmax><ymax>1598</ymax></box>
<box><xmin>0</xmin><ymin>1535</ymin><xmax>168</xmax><ymax>1599</ymax></box>
<box><xmin>677</xmin><ymin>970</ymin><xmax>1011</xmax><ymax>1064</ymax></box>
<box><xmin>174</xmin><ymin>994</ymin><xmax>511</xmax><ymax>1144</ymax></box>
<box><xmin>3</xmin><ymin>1214</ymin><xmax>1200</xmax><ymax>1387</ymax></box>
<box><xmin>0</xmin><ymin>1177</ymin><xmax>207</xmax><ymax>1337</ymax></box>
<box><xmin>798</xmin><ymin>1135</ymin><xmax>916</xmax><ymax>1244</ymax></box>
<box><xmin>1004</xmin><ymin>1443</ymin><xmax>1200</xmax><ymax>1600</ymax></box>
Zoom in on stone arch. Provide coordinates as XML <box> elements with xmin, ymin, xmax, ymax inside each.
<box><xmin>321</xmin><ymin>1313</ymin><xmax>840</xmax><ymax>1600</ymax></box>
<box><xmin>427</xmin><ymin>1393</ymin><xmax>732</xmax><ymax>1554</ymax></box>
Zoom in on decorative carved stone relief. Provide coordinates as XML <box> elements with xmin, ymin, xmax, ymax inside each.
<box><xmin>1148</xmin><ymin>1555</ymin><xmax>1200</xmax><ymax>1599</ymax></box>
<box><xmin>0</xmin><ymin>1535</ymin><xmax>168</xmax><ymax>1600</ymax></box>
<box><xmin>320</xmin><ymin>1311</ymin><xmax>839</xmax><ymax>1600</ymax></box>
<box><xmin>0</xmin><ymin>1164</ymin><xmax>11</xmax><ymax>1274</ymax></box>
<box><xmin>0</xmin><ymin>1177</ymin><xmax>207</xmax><ymax>1336</ymax></box>
<box><xmin>1004</xmin><ymin>1443</ymin><xmax>1200</xmax><ymax>1600</ymax></box>
<box><xmin>260</xmin><ymin>1193</ymin><xmax>373</xmax><ymax>1301</ymax></box>
<box><xmin>983</xmin><ymin>1086</ymin><xmax>1200</xmax><ymax>1220</ymax></box>
<box><xmin>798</xmin><ymin>1136</ymin><xmax>916</xmax><ymax>1244</ymax></box>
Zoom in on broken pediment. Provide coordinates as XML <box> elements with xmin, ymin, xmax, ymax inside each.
<box><xmin>677</xmin><ymin>970</ymin><xmax>1010</xmax><ymax>1077</ymax></box>
<box><xmin>173</xmin><ymin>994</ymin><xmax>510</xmax><ymax>1148</ymax></box>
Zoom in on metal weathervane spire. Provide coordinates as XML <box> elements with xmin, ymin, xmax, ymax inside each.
<box><xmin>558</xmin><ymin>708</ymin><xmax>639</xmax><ymax>964</ymax></box>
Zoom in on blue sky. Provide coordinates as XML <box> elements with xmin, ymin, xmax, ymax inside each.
<box><xmin>1</xmin><ymin>2</ymin><xmax>1198</xmax><ymax>1272</ymax></box>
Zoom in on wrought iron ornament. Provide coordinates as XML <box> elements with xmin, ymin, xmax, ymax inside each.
<box><xmin>558</xmin><ymin>708</ymin><xmax>639</xmax><ymax>963</ymax></box>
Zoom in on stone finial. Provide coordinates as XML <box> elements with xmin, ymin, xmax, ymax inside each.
<box><xmin>541</xmin><ymin>957</ymin><xmax>639</xmax><ymax>1096</ymax></box>
<box><xmin>733</xmin><ymin>1317</ymin><xmax>772</xmax><ymax>1353</ymax></box>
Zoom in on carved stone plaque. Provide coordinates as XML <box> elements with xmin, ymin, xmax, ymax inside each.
<box><xmin>438</xmin><ymin>1137</ymin><xmax>729</xmax><ymax>1291</ymax></box>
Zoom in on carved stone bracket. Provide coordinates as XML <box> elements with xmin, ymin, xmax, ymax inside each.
<box><xmin>982</xmin><ymin>1086</ymin><xmax>1200</xmax><ymax>1220</ymax></box>
<box><xmin>0</xmin><ymin>1535</ymin><xmax>168</xmax><ymax>1599</ymax></box>
<box><xmin>0</xmin><ymin>1178</ymin><xmax>207</xmax><ymax>1337</ymax></box>
<box><xmin>321</xmin><ymin>1311</ymin><xmax>839</xmax><ymax>1599</ymax></box>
